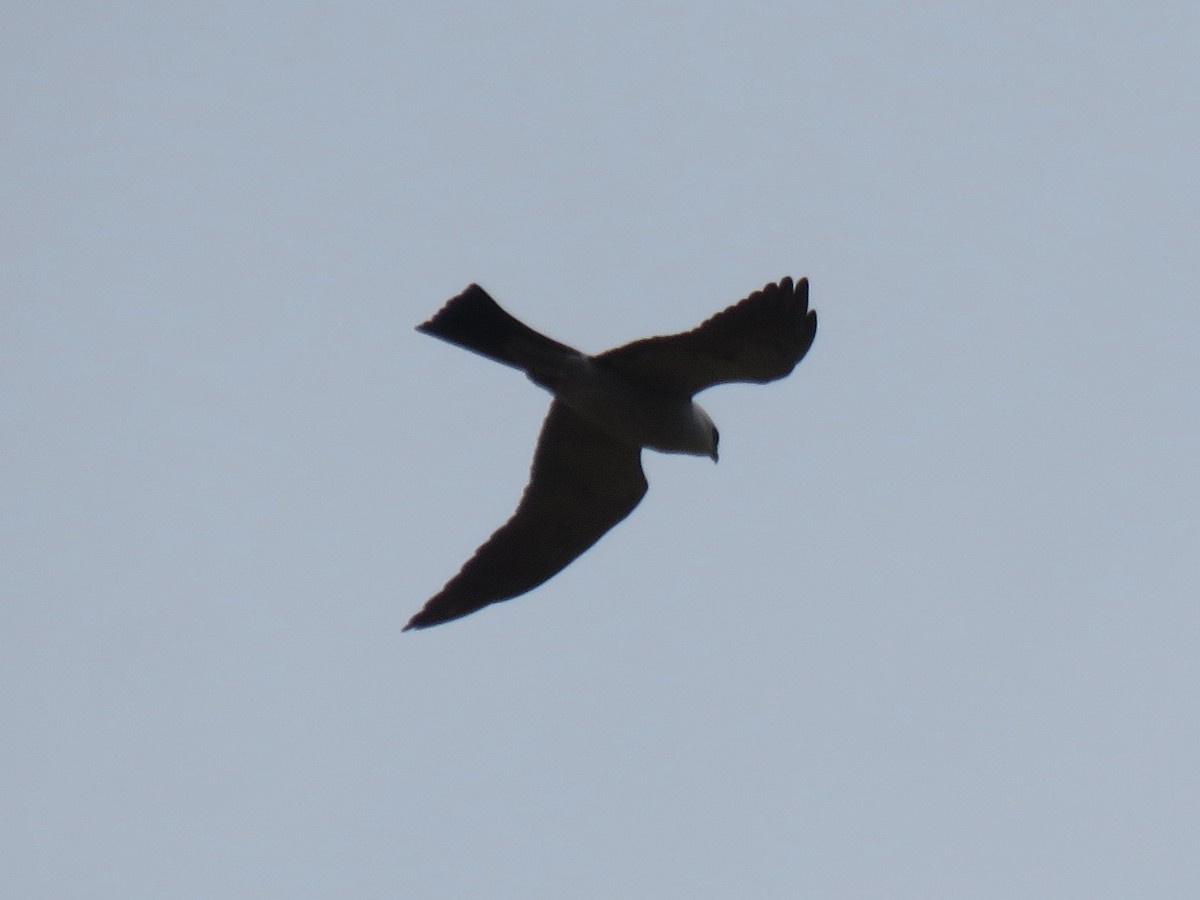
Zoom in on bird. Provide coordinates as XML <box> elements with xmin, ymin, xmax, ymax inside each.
<box><xmin>404</xmin><ymin>276</ymin><xmax>817</xmax><ymax>631</ymax></box>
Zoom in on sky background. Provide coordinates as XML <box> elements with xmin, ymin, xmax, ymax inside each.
<box><xmin>4</xmin><ymin>2</ymin><xmax>1199</xmax><ymax>897</ymax></box>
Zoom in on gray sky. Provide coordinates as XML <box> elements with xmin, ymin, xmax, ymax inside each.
<box><xmin>4</xmin><ymin>3</ymin><xmax>1198</xmax><ymax>897</ymax></box>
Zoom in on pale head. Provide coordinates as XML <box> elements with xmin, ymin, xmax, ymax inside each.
<box><xmin>689</xmin><ymin>403</ymin><xmax>720</xmax><ymax>463</ymax></box>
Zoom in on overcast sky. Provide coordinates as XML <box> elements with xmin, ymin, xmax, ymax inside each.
<box><xmin>4</xmin><ymin>3</ymin><xmax>1199</xmax><ymax>898</ymax></box>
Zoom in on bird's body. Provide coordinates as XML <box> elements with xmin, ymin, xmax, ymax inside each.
<box><xmin>405</xmin><ymin>277</ymin><xmax>816</xmax><ymax>631</ymax></box>
<box><xmin>553</xmin><ymin>360</ymin><xmax>720</xmax><ymax>458</ymax></box>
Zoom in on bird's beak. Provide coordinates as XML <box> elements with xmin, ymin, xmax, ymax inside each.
<box><xmin>710</xmin><ymin>448</ymin><xmax>719</xmax><ymax>463</ymax></box>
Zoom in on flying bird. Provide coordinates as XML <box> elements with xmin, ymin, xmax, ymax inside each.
<box><xmin>405</xmin><ymin>276</ymin><xmax>817</xmax><ymax>631</ymax></box>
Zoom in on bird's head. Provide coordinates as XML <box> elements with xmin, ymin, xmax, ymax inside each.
<box><xmin>692</xmin><ymin>404</ymin><xmax>719</xmax><ymax>463</ymax></box>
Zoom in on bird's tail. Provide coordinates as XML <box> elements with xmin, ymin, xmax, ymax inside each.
<box><xmin>416</xmin><ymin>284</ymin><xmax>580</xmax><ymax>373</ymax></box>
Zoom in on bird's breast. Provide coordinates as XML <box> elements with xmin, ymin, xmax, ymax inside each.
<box><xmin>551</xmin><ymin>361</ymin><xmax>712</xmax><ymax>457</ymax></box>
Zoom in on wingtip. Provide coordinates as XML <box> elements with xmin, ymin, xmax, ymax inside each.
<box><xmin>403</xmin><ymin>602</ymin><xmax>456</xmax><ymax>631</ymax></box>
<box><xmin>402</xmin><ymin>612</ymin><xmax>430</xmax><ymax>632</ymax></box>
<box><xmin>784</xmin><ymin>275</ymin><xmax>808</xmax><ymax>296</ymax></box>
<box><xmin>766</xmin><ymin>275</ymin><xmax>808</xmax><ymax>304</ymax></box>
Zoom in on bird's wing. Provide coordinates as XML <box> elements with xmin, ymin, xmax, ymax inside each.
<box><xmin>598</xmin><ymin>276</ymin><xmax>817</xmax><ymax>396</ymax></box>
<box><xmin>404</xmin><ymin>401</ymin><xmax>647</xmax><ymax>630</ymax></box>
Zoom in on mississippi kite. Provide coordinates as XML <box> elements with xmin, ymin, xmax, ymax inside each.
<box><xmin>405</xmin><ymin>276</ymin><xmax>817</xmax><ymax>630</ymax></box>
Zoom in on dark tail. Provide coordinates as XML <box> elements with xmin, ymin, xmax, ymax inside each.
<box><xmin>417</xmin><ymin>284</ymin><xmax>579</xmax><ymax>371</ymax></box>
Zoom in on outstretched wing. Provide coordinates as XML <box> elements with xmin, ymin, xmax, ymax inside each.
<box><xmin>404</xmin><ymin>402</ymin><xmax>648</xmax><ymax>630</ymax></box>
<box><xmin>598</xmin><ymin>276</ymin><xmax>817</xmax><ymax>396</ymax></box>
